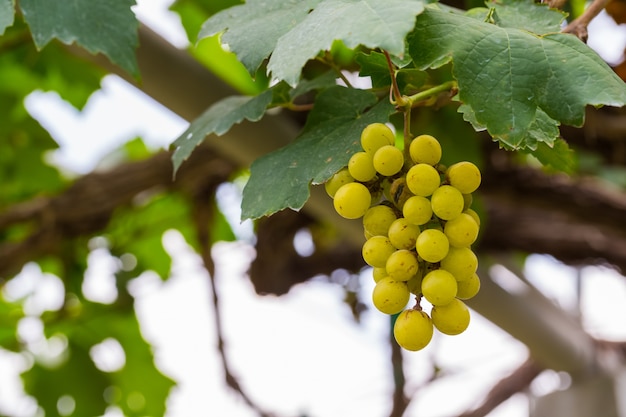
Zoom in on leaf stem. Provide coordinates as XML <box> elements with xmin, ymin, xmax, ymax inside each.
<box><xmin>384</xmin><ymin>50</ymin><xmax>405</xmax><ymax>106</ymax></box>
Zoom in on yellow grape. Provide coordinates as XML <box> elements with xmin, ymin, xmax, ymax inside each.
<box><xmin>363</xmin><ymin>205</ymin><xmax>397</xmax><ymax>237</ymax></box>
<box><xmin>406</xmin><ymin>163</ymin><xmax>441</xmax><ymax>197</ymax></box>
<box><xmin>462</xmin><ymin>193</ymin><xmax>473</xmax><ymax>210</ymax></box>
<box><xmin>361</xmin><ymin>123</ymin><xmax>395</xmax><ymax>155</ymax></box>
<box><xmin>415</xmin><ymin>228</ymin><xmax>449</xmax><ymax>263</ymax></box>
<box><xmin>409</xmin><ymin>134</ymin><xmax>442</xmax><ymax>166</ymax></box>
<box><xmin>446</xmin><ymin>161</ymin><xmax>481</xmax><ymax>194</ymax></box>
<box><xmin>386</xmin><ymin>249</ymin><xmax>419</xmax><ymax>282</ymax></box>
<box><xmin>373</xmin><ymin>145</ymin><xmax>404</xmax><ymax>176</ymax></box>
<box><xmin>324</xmin><ymin>168</ymin><xmax>354</xmax><ymax>198</ymax></box>
<box><xmin>348</xmin><ymin>151</ymin><xmax>377</xmax><ymax>182</ymax></box>
<box><xmin>431</xmin><ymin>185</ymin><xmax>464</xmax><ymax>221</ymax></box>
<box><xmin>388</xmin><ymin>218</ymin><xmax>420</xmax><ymax>250</ymax></box>
<box><xmin>444</xmin><ymin>213</ymin><xmax>479</xmax><ymax>248</ymax></box>
<box><xmin>421</xmin><ymin>269</ymin><xmax>457</xmax><ymax>306</ymax></box>
<box><xmin>333</xmin><ymin>182</ymin><xmax>371</xmax><ymax>219</ymax></box>
<box><xmin>440</xmin><ymin>247</ymin><xmax>478</xmax><ymax>282</ymax></box>
<box><xmin>372</xmin><ymin>267</ymin><xmax>388</xmax><ymax>283</ymax></box>
<box><xmin>372</xmin><ymin>277</ymin><xmax>410</xmax><ymax>314</ymax></box>
<box><xmin>362</xmin><ymin>236</ymin><xmax>396</xmax><ymax>268</ymax></box>
<box><xmin>456</xmin><ymin>273</ymin><xmax>481</xmax><ymax>300</ymax></box>
<box><xmin>431</xmin><ymin>298</ymin><xmax>470</xmax><ymax>335</ymax></box>
<box><xmin>464</xmin><ymin>208</ymin><xmax>481</xmax><ymax>228</ymax></box>
<box><xmin>393</xmin><ymin>309</ymin><xmax>433</xmax><ymax>351</ymax></box>
<box><xmin>402</xmin><ymin>195</ymin><xmax>433</xmax><ymax>226</ymax></box>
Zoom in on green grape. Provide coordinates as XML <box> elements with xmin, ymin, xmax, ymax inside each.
<box><xmin>388</xmin><ymin>218</ymin><xmax>420</xmax><ymax>250</ymax></box>
<box><xmin>393</xmin><ymin>309</ymin><xmax>433</xmax><ymax>351</ymax></box>
<box><xmin>363</xmin><ymin>205</ymin><xmax>397</xmax><ymax>237</ymax></box>
<box><xmin>403</xmin><ymin>195</ymin><xmax>433</xmax><ymax>226</ymax></box>
<box><xmin>456</xmin><ymin>273</ymin><xmax>481</xmax><ymax>300</ymax></box>
<box><xmin>324</xmin><ymin>168</ymin><xmax>354</xmax><ymax>198</ymax></box>
<box><xmin>444</xmin><ymin>213</ymin><xmax>479</xmax><ymax>248</ymax></box>
<box><xmin>421</xmin><ymin>269</ymin><xmax>457</xmax><ymax>306</ymax></box>
<box><xmin>431</xmin><ymin>298</ymin><xmax>470</xmax><ymax>335</ymax></box>
<box><xmin>362</xmin><ymin>236</ymin><xmax>396</xmax><ymax>268</ymax></box>
<box><xmin>440</xmin><ymin>247</ymin><xmax>478</xmax><ymax>282</ymax></box>
<box><xmin>372</xmin><ymin>267</ymin><xmax>388</xmax><ymax>283</ymax></box>
<box><xmin>409</xmin><ymin>134</ymin><xmax>442</xmax><ymax>166</ymax></box>
<box><xmin>386</xmin><ymin>249</ymin><xmax>419</xmax><ymax>281</ymax></box>
<box><xmin>406</xmin><ymin>270</ymin><xmax>423</xmax><ymax>295</ymax></box>
<box><xmin>464</xmin><ymin>208</ymin><xmax>481</xmax><ymax>228</ymax></box>
<box><xmin>446</xmin><ymin>161</ymin><xmax>481</xmax><ymax>194</ymax></box>
<box><xmin>406</xmin><ymin>164</ymin><xmax>441</xmax><ymax>197</ymax></box>
<box><xmin>348</xmin><ymin>151</ymin><xmax>377</xmax><ymax>182</ymax></box>
<box><xmin>361</xmin><ymin>123</ymin><xmax>395</xmax><ymax>155</ymax></box>
<box><xmin>462</xmin><ymin>193</ymin><xmax>473</xmax><ymax>211</ymax></box>
<box><xmin>431</xmin><ymin>185</ymin><xmax>464</xmax><ymax>221</ymax></box>
<box><xmin>372</xmin><ymin>277</ymin><xmax>410</xmax><ymax>315</ymax></box>
<box><xmin>333</xmin><ymin>182</ymin><xmax>371</xmax><ymax>219</ymax></box>
<box><xmin>373</xmin><ymin>145</ymin><xmax>404</xmax><ymax>176</ymax></box>
<box><xmin>415</xmin><ymin>229</ymin><xmax>449</xmax><ymax>263</ymax></box>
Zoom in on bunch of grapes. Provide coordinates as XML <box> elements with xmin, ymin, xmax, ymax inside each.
<box><xmin>325</xmin><ymin>123</ymin><xmax>482</xmax><ymax>351</ymax></box>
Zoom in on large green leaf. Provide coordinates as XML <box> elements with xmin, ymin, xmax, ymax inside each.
<box><xmin>241</xmin><ymin>86</ymin><xmax>394</xmax><ymax>219</ymax></box>
<box><xmin>0</xmin><ymin>0</ymin><xmax>14</xmax><ymax>35</ymax></box>
<box><xmin>268</xmin><ymin>0</ymin><xmax>426</xmax><ymax>86</ymax></box>
<box><xmin>199</xmin><ymin>0</ymin><xmax>322</xmax><ymax>75</ymax></box>
<box><xmin>19</xmin><ymin>0</ymin><xmax>139</xmax><ymax>76</ymax></box>
<box><xmin>171</xmin><ymin>89</ymin><xmax>273</xmax><ymax>174</ymax></box>
<box><xmin>408</xmin><ymin>6</ymin><xmax>626</xmax><ymax>150</ymax></box>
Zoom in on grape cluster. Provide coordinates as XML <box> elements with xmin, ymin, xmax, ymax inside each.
<box><xmin>325</xmin><ymin>123</ymin><xmax>482</xmax><ymax>351</ymax></box>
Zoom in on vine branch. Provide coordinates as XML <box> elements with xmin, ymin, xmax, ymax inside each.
<box><xmin>562</xmin><ymin>0</ymin><xmax>610</xmax><ymax>41</ymax></box>
<box><xmin>192</xmin><ymin>194</ymin><xmax>277</xmax><ymax>417</ymax></box>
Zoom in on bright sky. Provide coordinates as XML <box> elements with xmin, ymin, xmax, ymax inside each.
<box><xmin>3</xmin><ymin>2</ymin><xmax>626</xmax><ymax>417</ymax></box>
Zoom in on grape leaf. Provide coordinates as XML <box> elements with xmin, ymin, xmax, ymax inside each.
<box><xmin>488</xmin><ymin>0</ymin><xmax>566</xmax><ymax>34</ymax></box>
<box><xmin>199</xmin><ymin>0</ymin><xmax>323</xmax><ymax>75</ymax></box>
<box><xmin>268</xmin><ymin>0</ymin><xmax>426</xmax><ymax>86</ymax></box>
<box><xmin>408</xmin><ymin>6</ymin><xmax>626</xmax><ymax>150</ymax></box>
<box><xmin>19</xmin><ymin>0</ymin><xmax>139</xmax><ymax>76</ymax></box>
<box><xmin>0</xmin><ymin>0</ymin><xmax>14</xmax><ymax>35</ymax></box>
<box><xmin>171</xmin><ymin>89</ymin><xmax>273</xmax><ymax>174</ymax></box>
<box><xmin>241</xmin><ymin>86</ymin><xmax>394</xmax><ymax>219</ymax></box>
<box><xmin>527</xmin><ymin>138</ymin><xmax>575</xmax><ymax>173</ymax></box>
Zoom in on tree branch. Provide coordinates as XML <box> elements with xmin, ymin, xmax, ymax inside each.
<box><xmin>562</xmin><ymin>0</ymin><xmax>610</xmax><ymax>41</ymax></box>
<box><xmin>457</xmin><ymin>358</ymin><xmax>542</xmax><ymax>417</ymax></box>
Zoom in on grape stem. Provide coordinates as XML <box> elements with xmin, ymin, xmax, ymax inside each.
<box><xmin>404</xmin><ymin>81</ymin><xmax>458</xmax><ymax>107</ymax></box>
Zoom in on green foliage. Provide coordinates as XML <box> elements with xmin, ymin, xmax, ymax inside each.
<box><xmin>24</xmin><ymin>303</ymin><xmax>175</xmax><ymax>417</ymax></box>
<box><xmin>171</xmin><ymin>89</ymin><xmax>274</xmax><ymax>173</ymax></box>
<box><xmin>0</xmin><ymin>0</ymin><xmax>14</xmax><ymax>35</ymax></box>
<box><xmin>408</xmin><ymin>5</ymin><xmax>626</xmax><ymax>150</ymax></box>
<box><xmin>201</xmin><ymin>0</ymin><xmax>425</xmax><ymax>86</ymax></box>
<box><xmin>241</xmin><ymin>86</ymin><xmax>394</xmax><ymax>219</ymax></box>
<box><xmin>19</xmin><ymin>0</ymin><xmax>139</xmax><ymax>76</ymax></box>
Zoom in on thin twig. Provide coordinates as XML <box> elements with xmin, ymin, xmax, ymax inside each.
<box><xmin>192</xmin><ymin>195</ymin><xmax>277</xmax><ymax>417</ymax></box>
<box><xmin>457</xmin><ymin>357</ymin><xmax>543</xmax><ymax>417</ymax></box>
<box><xmin>562</xmin><ymin>0</ymin><xmax>610</xmax><ymax>41</ymax></box>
